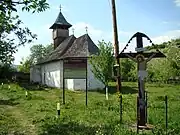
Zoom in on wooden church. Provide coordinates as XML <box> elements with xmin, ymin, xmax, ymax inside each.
<box><xmin>30</xmin><ymin>9</ymin><xmax>105</xmax><ymax>90</ymax></box>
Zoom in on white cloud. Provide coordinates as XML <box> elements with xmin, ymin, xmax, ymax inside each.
<box><xmin>71</xmin><ymin>22</ymin><xmax>133</xmax><ymax>44</ymax></box>
<box><xmin>174</xmin><ymin>0</ymin><xmax>180</xmax><ymax>7</ymax></box>
<box><xmin>71</xmin><ymin>22</ymin><xmax>105</xmax><ymax>42</ymax></box>
<box><xmin>152</xmin><ymin>30</ymin><xmax>180</xmax><ymax>44</ymax></box>
<box><xmin>152</xmin><ymin>36</ymin><xmax>172</xmax><ymax>44</ymax></box>
<box><xmin>162</xmin><ymin>21</ymin><xmax>180</xmax><ymax>26</ymax></box>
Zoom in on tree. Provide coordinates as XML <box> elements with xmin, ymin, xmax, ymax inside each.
<box><xmin>18</xmin><ymin>57</ymin><xmax>32</xmax><ymax>73</ymax></box>
<box><xmin>30</xmin><ymin>44</ymin><xmax>53</xmax><ymax>64</ymax></box>
<box><xmin>0</xmin><ymin>64</ymin><xmax>16</xmax><ymax>79</ymax></box>
<box><xmin>18</xmin><ymin>44</ymin><xmax>53</xmax><ymax>73</ymax></box>
<box><xmin>121</xmin><ymin>58</ymin><xmax>136</xmax><ymax>81</ymax></box>
<box><xmin>146</xmin><ymin>38</ymin><xmax>180</xmax><ymax>83</ymax></box>
<box><xmin>0</xmin><ymin>0</ymin><xmax>49</xmax><ymax>65</ymax></box>
<box><xmin>89</xmin><ymin>40</ymin><xmax>114</xmax><ymax>100</ymax></box>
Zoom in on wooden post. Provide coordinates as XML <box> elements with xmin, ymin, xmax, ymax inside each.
<box><xmin>120</xmin><ymin>94</ymin><xmax>122</xmax><ymax>123</ymax></box>
<box><xmin>165</xmin><ymin>95</ymin><xmax>168</xmax><ymax>135</ymax></box>
<box><xmin>137</xmin><ymin>96</ymin><xmax>139</xmax><ymax>134</ymax></box>
<box><xmin>44</xmin><ymin>72</ymin><xmax>45</xmax><ymax>84</ymax></box>
<box><xmin>86</xmin><ymin>59</ymin><xmax>88</xmax><ymax>106</ymax></box>
<box><xmin>57</xmin><ymin>102</ymin><xmax>60</xmax><ymax>118</ymax></box>
<box><xmin>111</xmin><ymin>0</ymin><xmax>121</xmax><ymax>94</ymax></box>
<box><xmin>111</xmin><ymin>0</ymin><xmax>122</xmax><ymax>124</ymax></box>
<box><xmin>25</xmin><ymin>91</ymin><xmax>28</xmax><ymax>98</ymax></box>
<box><xmin>1</xmin><ymin>83</ymin><xmax>3</xmax><ymax>89</ymax></box>
<box><xmin>62</xmin><ymin>59</ymin><xmax>65</xmax><ymax>104</ymax></box>
<box><xmin>106</xmin><ymin>86</ymin><xmax>109</xmax><ymax>100</ymax></box>
<box><xmin>145</xmin><ymin>91</ymin><xmax>148</xmax><ymax>123</ymax></box>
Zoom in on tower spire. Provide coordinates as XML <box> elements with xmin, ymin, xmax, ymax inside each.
<box><xmin>50</xmin><ymin>4</ymin><xmax>72</xmax><ymax>49</ymax></box>
<box><xmin>49</xmin><ymin>6</ymin><xmax>72</xmax><ymax>29</ymax></box>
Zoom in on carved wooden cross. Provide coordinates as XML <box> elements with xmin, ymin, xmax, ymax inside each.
<box><xmin>117</xmin><ymin>32</ymin><xmax>166</xmax><ymax>127</ymax></box>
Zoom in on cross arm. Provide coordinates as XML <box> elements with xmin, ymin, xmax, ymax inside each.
<box><xmin>146</xmin><ymin>53</ymin><xmax>156</xmax><ymax>62</ymax></box>
<box><xmin>116</xmin><ymin>53</ymin><xmax>137</xmax><ymax>61</ymax></box>
<box><xmin>125</xmin><ymin>54</ymin><xmax>137</xmax><ymax>62</ymax></box>
<box><xmin>117</xmin><ymin>52</ymin><xmax>166</xmax><ymax>59</ymax></box>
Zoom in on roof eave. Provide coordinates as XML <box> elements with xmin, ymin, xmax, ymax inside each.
<box><xmin>49</xmin><ymin>23</ymin><xmax>72</xmax><ymax>29</ymax></box>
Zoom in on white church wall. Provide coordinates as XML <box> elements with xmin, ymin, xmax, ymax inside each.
<box><xmin>30</xmin><ymin>65</ymin><xmax>41</xmax><ymax>83</ymax></box>
<box><xmin>73</xmin><ymin>79</ymin><xmax>86</xmax><ymax>90</ymax></box>
<box><xmin>34</xmin><ymin>59</ymin><xmax>104</xmax><ymax>91</ymax></box>
<box><xmin>41</xmin><ymin>61</ymin><xmax>62</xmax><ymax>88</ymax></box>
<box><xmin>65</xmin><ymin>79</ymin><xmax>74</xmax><ymax>90</ymax></box>
<box><xmin>41</xmin><ymin>60</ymin><xmax>73</xmax><ymax>89</ymax></box>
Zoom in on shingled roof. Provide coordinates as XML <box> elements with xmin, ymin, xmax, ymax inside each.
<box><xmin>49</xmin><ymin>11</ymin><xmax>72</xmax><ymax>29</ymax></box>
<box><xmin>37</xmin><ymin>34</ymin><xmax>99</xmax><ymax>65</ymax></box>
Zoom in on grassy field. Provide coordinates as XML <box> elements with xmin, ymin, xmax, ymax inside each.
<box><xmin>0</xmin><ymin>81</ymin><xmax>180</xmax><ymax>135</ymax></box>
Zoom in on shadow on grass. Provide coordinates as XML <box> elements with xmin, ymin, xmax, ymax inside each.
<box><xmin>96</xmin><ymin>86</ymin><xmax>138</xmax><ymax>95</ymax></box>
<box><xmin>17</xmin><ymin>81</ymin><xmax>50</xmax><ymax>91</ymax></box>
<box><xmin>0</xmin><ymin>99</ymin><xmax>19</xmax><ymax>106</ymax></box>
<box><xmin>39</xmin><ymin>120</ymin><xmax>135</xmax><ymax>135</ymax></box>
<box><xmin>40</xmin><ymin>121</ymin><xmax>114</xmax><ymax>135</ymax></box>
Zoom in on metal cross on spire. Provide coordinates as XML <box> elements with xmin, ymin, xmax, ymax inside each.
<box><xmin>72</xmin><ymin>28</ymin><xmax>75</xmax><ymax>35</ymax></box>
<box><xmin>85</xmin><ymin>26</ymin><xmax>88</xmax><ymax>34</ymax></box>
<box><xmin>59</xmin><ymin>4</ymin><xmax>62</xmax><ymax>12</ymax></box>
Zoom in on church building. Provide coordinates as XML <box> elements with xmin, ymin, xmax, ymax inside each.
<box><xmin>30</xmin><ymin>9</ymin><xmax>105</xmax><ymax>90</ymax></box>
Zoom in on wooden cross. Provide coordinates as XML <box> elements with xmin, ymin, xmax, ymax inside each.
<box><xmin>117</xmin><ymin>32</ymin><xmax>166</xmax><ymax>127</ymax></box>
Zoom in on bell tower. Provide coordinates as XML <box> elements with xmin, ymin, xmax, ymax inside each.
<box><xmin>49</xmin><ymin>5</ymin><xmax>72</xmax><ymax>49</ymax></box>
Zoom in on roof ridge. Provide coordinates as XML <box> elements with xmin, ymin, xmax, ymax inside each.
<box><xmin>59</xmin><ymin>35</ymin><xmax>76</xmax><ymax>56</ymax></box>
<box><xmin>37</xmin><ymin>34</ymin><xmax>99</xmax><ymax>64</ymax></box>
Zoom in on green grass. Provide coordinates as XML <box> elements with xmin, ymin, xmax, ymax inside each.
<box><xmin>0</xmin><ymin>81</ymin><xmax>180</xmax><ymax>135</ymax></box>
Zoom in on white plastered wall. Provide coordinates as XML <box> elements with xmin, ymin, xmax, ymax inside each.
<box><xmin>41</xmin><ymin>60</ymin><xmax>71</xmax><ymax>89</ymax></box>
<box><xmin>41</xmin><ymin>61</ymin><xmax>63</xmax><ymax>88</ymax></box>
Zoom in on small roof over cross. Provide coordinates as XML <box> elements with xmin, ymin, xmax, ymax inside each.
<box><xmin>118</xmin><ymin>32</ymin><xmax>166</xmax><ymax>58</ymax></box>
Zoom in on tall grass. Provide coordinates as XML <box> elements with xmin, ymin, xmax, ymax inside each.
<box><xmin>0</xmin><ymin>82</ymin><xmax>180</xmax><ymax>135</ymax></box>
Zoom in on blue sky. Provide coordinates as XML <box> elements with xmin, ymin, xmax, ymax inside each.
<box><xmin>13</xmin><ymin>0</ymin><xmax>180</xmax><ymax>65</ymax></box>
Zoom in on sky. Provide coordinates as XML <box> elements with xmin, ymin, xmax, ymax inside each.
<box><xmin>13</xmin><ymin>0</ymin><xmax>180</xmax><ymax>65</ymax></box>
